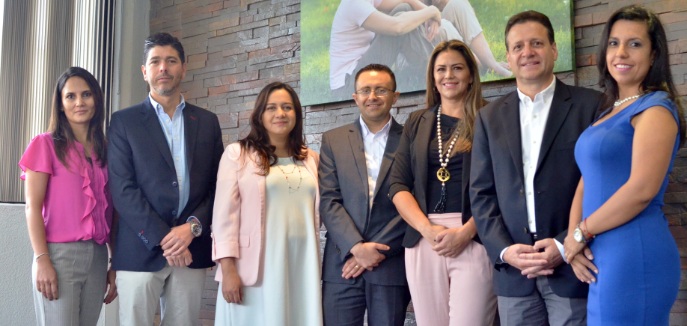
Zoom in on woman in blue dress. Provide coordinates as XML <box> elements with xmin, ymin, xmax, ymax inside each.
<box><xmin>563</xmin><ymin>5</ymin><xmax>684</xmax><ymax>325</ymax></box>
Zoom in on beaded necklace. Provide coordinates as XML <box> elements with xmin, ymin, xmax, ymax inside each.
<box><xmin>614</xmin><ymin>94</ymin><xmax>640</xmax><ymax>107</ymax></box>
<box><xmin>434</xmin><ymin>105</ymin><xmax>460</xmax><ymax>213</ymax></box>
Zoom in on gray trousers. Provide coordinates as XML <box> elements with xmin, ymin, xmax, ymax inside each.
<box><xmin>32</xmin><ymin>241</ymin><xmax>108</xmax><ymax>326</ymax></box>
<box><xmin>497</xmin><ymin>276</ymin><xmax>587</xmax><ymax>326</ymax></box>
<box><xmin>116</xmin><ymin>264</ymin><xmax>205</xmax><ymax>326</ymax></box>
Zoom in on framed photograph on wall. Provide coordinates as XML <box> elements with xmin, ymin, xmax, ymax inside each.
<box><xmin>301</xmin><ymin>0</ymin><xmax>574</xmax><ymax>105</ymax></box>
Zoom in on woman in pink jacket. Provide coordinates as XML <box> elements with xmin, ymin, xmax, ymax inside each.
<box><xmin>212</xmin><ymin>82</ymin><xmax>323</xmax><ymax>325</ymax></box>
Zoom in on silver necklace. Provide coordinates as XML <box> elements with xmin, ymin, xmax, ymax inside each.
<box><xmin>614</xmin><ymin>94</ymin><xmax>640</xmax><ymax>107</ymax></box>
<box><xmin>434</xmin><ymin>105</ymin><xmax>460</xmax><ymax>213</ymax></box>
<box><xmin>276</xmin><ymin>159</ymin><xmax>302</xmax><ymax>194</ymax></box>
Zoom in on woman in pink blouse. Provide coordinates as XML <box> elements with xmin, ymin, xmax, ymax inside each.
<box><xmin>19</xmin><ymin>67</ymin><xmax>117</xmax><ymax>325</ymax></box>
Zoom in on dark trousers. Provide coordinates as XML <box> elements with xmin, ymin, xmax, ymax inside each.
<box><xmin>322</xmin><ymin>278</ymin><xmax>410</xmax><ymax>326</ymax></box>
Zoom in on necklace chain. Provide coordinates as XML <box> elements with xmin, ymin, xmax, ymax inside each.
<box><xmin>276</xmin><ymin>160</ymin><xmax>303</xmax><ymax>194</ymax></box>
<box><xmin>436</xmin><ymin>105</ymin><xmax>460</xmax><ymax>183</ymax></box>
<box><xmin>614</xmin><ymin>94</ymin><xmax>640</xmax><ymax>107</ymax></box>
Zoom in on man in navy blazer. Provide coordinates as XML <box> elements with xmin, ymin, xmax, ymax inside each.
<box><xmin>470</xmin><ymin>11</ymin><xmax>602</xmax><ymax>326</ymax></box>
<box><xmin>108</xmin><ymin>32</ymin><xmax>223</xmax><ymax>326</ymax></box>
<box><xmin>319</xmin><ymin>64</ymin><xmax>410</xmax><ymax>326</ymax></box>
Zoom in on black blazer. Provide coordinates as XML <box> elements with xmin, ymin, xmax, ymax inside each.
<box><xmin>388</xmin><ymin>105</ymin><xmax>475</xmax><ymax>248</ymax></box>
<box><xmin>319</xmin><ymin>118</ymin><xmax>407</xmax><ymax>286</ymax></box>
<box><xmin>470</xmin><ymin>79</ymin><xmax>601</xmax><ymax>297</ymax></box>
<box><xmin>108</xmin><ymin>99</ymin><xmax>224</xmax><ymax>272</ymax></box>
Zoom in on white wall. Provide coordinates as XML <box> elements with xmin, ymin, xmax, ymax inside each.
<box><xmin>0</xmin><ymin>204</ymin><xmax>36</xmax><ymax>324</ymax></box>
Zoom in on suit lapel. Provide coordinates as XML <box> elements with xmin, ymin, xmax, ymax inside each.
<box><xmin>415</xmin><ymin>108</ymin><xmax>434</xmax><ymax>208</ymax></box>
<box><xmin>139</xmin><ymin>101</ymin><xmax>175</xmax><ymax>169</ymax></box>
<box><xmin>500</xmin><ymin>93</ymin><xmax>526</xmax><ymax>184</ymax></box>
<box><xmin>373</xmin><ymin>118</ymin><xmax>402</xmax><ymax>199</ymax></box>
<box><xmin>184</xmin><ymin>105</ymin><xmax>199</xmax><ymax>171</ymax></box>
<box><xmin>349</xmin><ymin>121</ymin><xmax>370</xmax><ymax>206</ymax></box>
<box><xmin>537</xmin><ymin>80</ymin><xmax>571</xmax><ymax>170</ymax></box>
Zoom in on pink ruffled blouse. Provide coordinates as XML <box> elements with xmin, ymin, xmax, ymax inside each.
<box><xmin>19</xmin><ymin>133</ymin><xmax>113</xmax><ymax>244</ymax></box>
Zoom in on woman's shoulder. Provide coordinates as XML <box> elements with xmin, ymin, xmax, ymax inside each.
<box><xmin>24</xmin><ymin>132</ymin><xmax>55</xmax><ymax>154</ymax></box>
<box><xmin>306</xmin><ymin>147</ymin><xmax>319</xmax><ymax>161</ymax></box>
<box><xmin>404</xmin><ymin>106</ymin><xmax>435</xmax><ymax>127</ymax></box>
<box><xmin>635</xmin><ymin>91</ymin><xmax>676</xmax><ymax>114</ymax></box>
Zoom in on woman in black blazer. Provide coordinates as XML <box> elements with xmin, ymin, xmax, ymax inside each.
<box><xmin>389</xmin><ymin>40</ymin><xmax>496</xmax><ymax>325</ymax></box>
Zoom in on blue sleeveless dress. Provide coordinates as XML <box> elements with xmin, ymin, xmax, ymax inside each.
<box><xmin>574</xmin><ymin>91</ymin><xmax>681</xmax><ymax>325</ymax></box>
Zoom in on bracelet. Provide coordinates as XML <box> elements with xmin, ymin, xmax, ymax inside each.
<box><xmin>581</xmin><ymin>220</ymin><xmax>594</xmax><ymax>240</ymax></box>
<box><xmin>35</xmin><ymin>252</ymin><xmax>49</xmax><ymax>262</ymax></box>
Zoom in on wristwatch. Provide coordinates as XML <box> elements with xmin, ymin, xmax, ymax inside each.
<box><xmin>573</xmin><ymin>226</ymin><xmax>587</xmax><ymax>243</ymax></box>
<box><xmin>187</xmin><ymin>216</ymin><xmax>202</xmax><ymax>237</ymax></box>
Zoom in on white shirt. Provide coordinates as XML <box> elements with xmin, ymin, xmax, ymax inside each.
<box><xmin>329</xmin><ymin>0</ymin><xmax>382</xmax><ymax>89</ymax></box>
<box><xmin>359</xmin><ymin>116</ymin><xmax>391</xmax><ymax>210</ymax></box>
<box><xmin>518</xmin><ymin>78</ymin><xmax>556</xmax><ymax>234</ymax></box>
<box><xmin>500</xmin><ymin>78</ymin><xmax>565</xmax><ymax>262</ymax></box>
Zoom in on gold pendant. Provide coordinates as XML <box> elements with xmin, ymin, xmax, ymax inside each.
<box><xmin>437</xmin><ymin>167</ymin><xmax>450</xmax><ymax>182</ymax></box>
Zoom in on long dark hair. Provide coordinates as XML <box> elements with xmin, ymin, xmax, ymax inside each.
<box><xmin>48</xmin><ymin>67</ymin><xmax>107</xmax><ymax>168</ymax></box>
<box><xmin>239</xmin><ymin>82</ymin><xmax>307</xmax><ymax>175</ymax></box>
<box><xmin>597</xmin><ymin>5</ymin><xmax>685</xmax><ymax>144</ymax></box>
<box><xmin>426</xmin><ymin>40</ymin><xmax>487</xmax><ymax>153</ymax></box>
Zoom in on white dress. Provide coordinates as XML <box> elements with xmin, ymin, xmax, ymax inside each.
<box><xmin>215</xmin><ymin>157</ymin><xmax>323</xmax><ymax>325</ymax></box>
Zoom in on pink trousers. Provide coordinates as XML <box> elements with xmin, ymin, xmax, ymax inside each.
<box><xmin>405</xmin><ymin>213</ymin><xmax>497</xmax><ymax>326</ymax></box>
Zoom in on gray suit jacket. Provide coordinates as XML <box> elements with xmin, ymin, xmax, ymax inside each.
<box><xmin>319</xmin><ymin>118</ymin><xmax>407</xmax><ymax>286</ymax></box>
<box><xmin>470</xmin><ymin>79</ymin><xmax>601</xmax><ymax>297</ymax></box>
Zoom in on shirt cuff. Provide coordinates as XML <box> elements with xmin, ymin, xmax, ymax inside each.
<box><xmin>498</xmin><ymin>246</ymin><xmax>508</xmax><ymax>264</ymax></box>
<box><xmin>555</xmin><ymin>239</ymin><xmax>567</xmax><ymax>263</ymax></box>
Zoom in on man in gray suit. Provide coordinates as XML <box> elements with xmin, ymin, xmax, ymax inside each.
<box><xmin>319</xmin><ymin>63</ymin><xmax>410</xmax><ymax>326</ymax></box>
<box><xmin>470</xmin><ymin>11</ymin><xmax>602</xmax><ymax>326</ymax></box>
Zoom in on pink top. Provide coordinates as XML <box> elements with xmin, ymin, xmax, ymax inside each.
<box><xmin>19</xmin><ymin>133</ymin><xmax>113</xmax><ymax>244</ymax></box>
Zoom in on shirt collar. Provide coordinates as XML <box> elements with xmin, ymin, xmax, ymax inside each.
<box><xmin>516</xmin><ymin>77</ymin><xmax>556</xmax><ymax>103</ymax></box>
<box><xmin>148</xmin><ymin>94</ymin><xmax>186</xmax><ymax>115</ymax></box>
<box><xmin>359</xmin><ymin>115</ymin><xmax>392</xmax><ymax>138</ymax></box>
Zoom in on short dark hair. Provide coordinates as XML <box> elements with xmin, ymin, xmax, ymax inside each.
<box><xmin>239</xmin><ymin>82</ymin><xmax>307</xmax><ymax>175</ymax></box>
<box><xmin>143</xmin><ymin>32</ymin><xmax>185</xmax><ymax>64</ymax></box>
<box><xmin>354</xmin><ymin>64</ymin><xmax>397</xmax><ymax>91</ymax></box>
<box><xmin>504</xmin><ymin>10</ymin><xmax>555</xmax><ymax>50</ymax></box>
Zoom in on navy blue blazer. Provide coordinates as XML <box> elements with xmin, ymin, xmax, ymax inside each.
<box><xmin>319</xmin><ymin>118</ymin><xmax>408</xmax><ymax>286</ymax></box>
<box><xmin>470</xmin><ymin>79</ymin><xmax>601</xmax><ymax>298</ymax></box>
<box><xmin>108</xmin><ymin>99</ymin><xmax>223</xmax><ymax>272</ymax></box>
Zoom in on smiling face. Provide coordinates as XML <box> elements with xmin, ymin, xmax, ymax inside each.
<box><xmin>506</xmin><ymin>21</ymin><xmax>558</xmax><ymax>91</ymax></box>
<box><xmin>141</xmin><ymin>45</ymin><xmax>186</xmax><ymax>99</ymax></box>
<box><xmin>262</xmin><ymin>88</ymin><xmax>297</xmax><ymax>143</ymax></box>
<box><xmin>606</xmin><ymin>19</ymin><xmax>654</xmax><ymax>96</ymax></box>
<box><xmin>61</xmin><ymin>76</ymin><xmax>96</xmax><ymax>128</ymax></box>
<box><xmin>433</xmin><ymin>49</ymin><xmax>472</xmax><ymax>103</ymax></box>
<box><xmin>353</xmin><ymin>70</ymin><xmax>398</xmax><ymax>130</ymax></box>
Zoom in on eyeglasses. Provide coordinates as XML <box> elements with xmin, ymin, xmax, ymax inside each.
<box><xmin>355</xmin><ymin>87</ymin><xmax>393</xmax><ymax>97</ymax></box>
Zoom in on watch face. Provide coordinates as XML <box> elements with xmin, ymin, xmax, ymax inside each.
<box><xmin>192</xmin><ymin>224</ymin><xmax>201</xmax><ymax>237</ymax></box>
<box><xmin>573</xmin><ymin>228</ymin><xmax>584</xmax><ymax>243</ymax></box>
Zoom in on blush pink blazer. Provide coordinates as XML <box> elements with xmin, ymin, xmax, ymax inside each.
<box><xmin>212</xmin><ymin>142</ymin><xmax>320</xmax><ymax>285</ymax></box>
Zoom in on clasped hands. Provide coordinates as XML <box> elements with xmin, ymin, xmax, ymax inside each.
<box><xmin>504</xmin><ymin>239</ymin><xmax>564</xmax><ymax>278</ymax></box>
<box><xmin>422</xmin><ymin>223</ymin><xmax>472</xmax><ymax>258</ymax></box>
<box><xmin>563</xmin><ymin>235</ymin><xmax>599</xmax><ymax>284</ymax></box>
<box><xmin>161</xmin><ymin>223</ymin><xmax>194</xmax><ymax>267</ymax></box>
<box><xmin>341</xmin><ymin>242</ymin><xmax>389</xmax><ymax>279</ymax></box>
